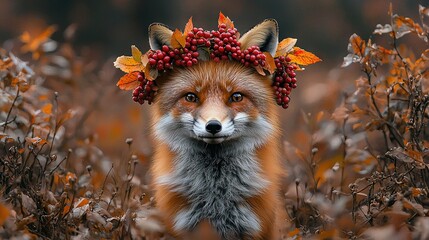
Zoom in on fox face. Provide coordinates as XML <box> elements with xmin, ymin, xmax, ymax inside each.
<box><xmin>148</xmin><ymin>19</ymin><xmax>283</xmax><ymax>239</ymax></box>
<box><xmin>149</xmin><ymin>20</ymin><xmax>280</xmax><ymax>152</ymax></box>
<box><xmin>153</xmin><ymin>61</ymin><xmax>277</xmax><ymax>150</ymax></box>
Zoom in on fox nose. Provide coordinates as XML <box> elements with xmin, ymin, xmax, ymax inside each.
<box><xmin>205</xmin><ymin>120</ymin><xmax>222</xmax><ymax>134</ymax></box>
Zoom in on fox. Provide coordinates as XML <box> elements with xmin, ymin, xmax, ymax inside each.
<box><xmin>148</xmin><ymin>19</ymin><xmax>285</xmax><ymax>239</ymax></box>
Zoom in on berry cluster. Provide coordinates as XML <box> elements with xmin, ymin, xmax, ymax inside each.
<box><xmin>148</xmin><ymin>46</ymin><xmax>173</xmax><ymax>71</ymax></box>
<box><xmin>242</xmin><ymin>46</ymin><xmax>266</xmax><ymax>67</ymax></box>
<box><xmin>272</xmin><ymin>56</ymin><xmax>297</xmax><ymax>109</ymax></box>
<box><xmin>210</xmin><ymin>24</ymin><xmax>242</xmax><ymax>62</ymax></box>
<box><xmin>132</xmin><ymin>72</ymin><xmax>158</xmax><ymax>105</ymax></box>
<box><xmin>181</xmin><ymin>27</ymin><xmax>211</xmax><ymax>66</ymax></box>
<box><xmin>136</xmin><ymin>25</ymin><xmax>300</xmax><ymax>108</ymax></box>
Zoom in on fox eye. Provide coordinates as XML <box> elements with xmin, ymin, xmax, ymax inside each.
<box><xmin>185</xmin><ymin>93</ymin><xmax>198</xmax><ymax>102</ymax></box>
<box><xmin>230</xmin><ymin>92</ymin><xmax>243</xmax><ymax>102</ymax></box>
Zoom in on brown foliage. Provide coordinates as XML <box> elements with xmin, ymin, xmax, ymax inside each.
<box><xmin>282</xmin><ymin>4</ymin><xmax>429</xmax><ymax>239</ymax></box>
<box><xmin>1</xmin><ymin>4</ymin><xmax>429</xmax><ymax>240</ymax></box>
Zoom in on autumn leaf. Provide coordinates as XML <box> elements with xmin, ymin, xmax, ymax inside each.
<box><xmin>42</xmin><ymin>103</ymin><xmax>53</xmax><ymax>115</ymax></box>
<box><xmin>114</xmin><ymin>56</ymin><xmax>144</xmax><ymax>73</ymax></box>
<box><xmin>0</xmin><ymin>203</ymin><xmax>10</xmax><ymax>225</ymax></box>
<box><xmin>75</xmin><ymin>198</ymin><xmax>90</xmax><ymax>208</ymax></box>
<box><xmin>20</xmin><ymin>25</ymin><xmax>57</xmax><ymax>59</ymax></box>
<box><xmin>116</xmin><ymin>72</ymin><xmax>140</xmax><ymax>90</ymax></box>
<box><xmin>314</xmin><ymin>155</ymin><xmax>343</xmax><ymax>185</ymax></box>
<box><xmin>393</xmin><ymin>15</ymin><xmax>424</xmax><ymax>39</ymax></box>
<box><xmin>131</xmin><ymin>45</ymin><xmax>142</xmax><ymax>63</ymax></box>
<box><xmin>218</xmin><ymin>12</ymin><xmax>234</xmax><ymax>29</ymax></box>
<box><xmin>65</xmin><ymin>172</ymin><xmax>77</xmax><ymax>184</ymax></box>
<box><xmin>288</xmin><ymin>47</ymin><xmax>321</xmax><ymax>66</ymax></box>
<box><xmin>171</xmin><ymin>29</ymin><xmax>186</xmax><ymax>49</ymax></box>
<box><xmin>145</xmin><ymin>64</ymin><xmax>158</xmax><ymax>80</ymax></box>
<box><xmin>25</xmin><ymin>137</ymin><xmax>47</xmax><ymax>146</ymax></box>
<box><xmin>348</xmin><ymin>33</ymin><xmax>365</xmax><ymax>57</ymax></box>
<box><xmin>57</xmin><ymin>109</ymin><xmax>76</xmax><ymax>128</ymax></box>
<box><xmin>62</xmin><ymin>205</ymin><xmax>70</xmax><ymax>215</ymax></box>
<box><xmin>183</xmin><ymin>17</ymin><xmax>194</xmax><ymax>36</ymax></box>
<box><xmin>275</xmin><ymin>38</ymin><xmax>297</xmax><ymax>57</ymax></box>
<box><xmin>0</xmin><ymin>58</ymin><xmax>13</xmax><ymax>71</ymax></box>
<box><xmin>254</xmin><ymin>65</ymin><xmax>266</xmax><ymax>76</ymax></box>
<box><xmin>141</xmin><ymin>51</ymin><xmax>150</xmax><ymax>66</ymax></box>
<box><xmin>263</xmin><ymin>52</ymin><xmax>276</xmax><ymax>74</ymax></box>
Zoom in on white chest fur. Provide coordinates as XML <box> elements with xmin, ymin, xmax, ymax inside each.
<box><xmin>156</xmin><ymin>144</ymin><xmax>269</xmax><ymax>238</ymax></box>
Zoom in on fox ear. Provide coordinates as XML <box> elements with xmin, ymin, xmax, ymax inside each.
<box><xmin>239</xmin><ymin>19</ymin><xmax>279</xmax><ymax>56</ymax></box>
<box><xmin>148</xmin><ymin>23</ymin><xmax>173</xmax><ymax>50</ymax></box>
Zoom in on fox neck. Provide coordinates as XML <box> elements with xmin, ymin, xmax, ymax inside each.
<box><xmin>156</xmin><ymin>138</ymin><xmax>270</xmax><ymax>238</ymax></box>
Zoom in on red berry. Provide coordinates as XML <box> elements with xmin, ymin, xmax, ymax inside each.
<box><xmin>162</xmin><ymin>45</ymin><xmax>170</xmax><ymax>52</ymax></box>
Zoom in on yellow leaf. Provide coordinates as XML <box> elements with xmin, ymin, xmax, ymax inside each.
<box><xmin>114</xmin><ymin>56</ymin><xmax>144</xmax><ymax>73</ymax></box>
<box><xmin>171</xmin><ymin>29</ymin><xmax>186</xmax><ymax>49</ymax></box>
<box><xmin>275</xmin><ymin>38</ymin><xmax>297</xmax><ymax>57</ymax></box>
<box><xmin>116</xmin><ymin>72</ymin><xmax>140</xmax><ymax>90</ymax></box>
<box><xmin>131</xmin><ymin>45</ymin><xmax>142</xmax><ymax>63</ymax></box>
<box><xmin>42</xmin><ymin>103</ymin><xmax>53</xmax><ymax>115</ymax></box>
<box><xmin>218</xmin><ymin>12</ymin><xmax>234</xmax><ymax>29</ymax></box>
<box><xmin>184</xmin><ymin>17</ymin><xmax>194</xmax><ymax>36</ymax></box>
<box><xmin>288</xmin><ymin>47</ymin><xmax>321</xmax><ymax>66</ymax></box>
<box><xmin>0</xmin><ymin>203</ymin><xmax>11</xmax><ymax>225</ymax></box>
<box><xmin>145</xmin><ymin>64</ymin><xmax>158</xmax><ymax>81</ymax></box>
<box><xmin>141</xmin><ymin>51</ymin><xmax>150</xmax><ymax>66</ymax></box>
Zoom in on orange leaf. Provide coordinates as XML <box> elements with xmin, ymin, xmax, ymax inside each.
<box><xmin>314</xmin><ymin>155</ymin><xmax>342</xmax><ymax>185</ymax></box>
<box><xmin>41</xmin><ymin>103</ymin><xmax>53</xmax><ymax>115</ymax></box>
<box><xmin>62</xmin><ymin>205</ymin><xmax>70</xmax><ymax>215</ymax></box>
<box><xmin>0</xmin><ymin>133</ymin><xmax>8</xmax><ymax>140</ymax></box>
<box><xmin>116</xmin><ymin>72</ymin><xmax>140</xmax><ymax>90</ymax></box>
<box><xmin>131</xmin><ymin>45</ymin><xmax>142</xmax><ymax>63</ymax></box>
<box><xmin>184</xmin><ymin>17</ymin><xmax>194</xmax><ymax>36</ymax></box>
<box><xmin>171</xmin><ymin>29</ymin><xmax>186</xmax><ymax>49</ymax></box>
<box><xmin>57</xmin><ymin>109</ymin><xmax>76</xmax><ymax>128</ymax></box>
<box><xmin>75</xmin><ymin>198</ymin><xmax>89</xmax><ymax>208</ymax></box>
<box><xmin>114</xmin><ymin>56</ymin><xmax>144</xmax><ymax>73</ymax></box>
<box><xmin>20</xmin><ymin>25</ymin><xmax>57</xmax><ymax>54</ymax></box>
<box><xmin>263</xmin><ymin>52</ymin><xmax>276</xmax><ymax>74</ymax></box>
<box><xmin>348</xmin><ymin>33</ymin><xmax>365</xmax><ymax>56</ymax></box>
<box><xmin>288</xmin><ymin>47</ymin><xmax>321</xmax><ymax>66</ymax></box>
<box><xmin>25</xmin><ymin>137</ymin><xmax>47</xmax><ymax>146</ymax></box>
<box><xmin>65</xmin><ymin>172</ymin><xmax>77</xmax><ymax>184</ymax></box>
<box><xmin>254</xmin><ymin>65</ymin><xmax>266</xmax><ymax>76</ymax></box>
<box><xmin>412</xmin><ymin>188</ymin><xmax>423</xmax><ymax>197</ymax></box>
<box><xmin>0</xmin><ymin>203</ymin><xmax>11</xmax><ymax>225</ymax></box>
<box><xmin>287</xmin><ymin>228</ymin><xmax>300</xmax><ymax>237</ymax></box>
<box><xmin>218</xmin><ymin>12</ymin><xmax>234</xmax><ymax>29</ymax></box>
<box><xmin>275</xmin><ymin>38</ymin><xmax>297</xmax><ymax>57</ymax></box>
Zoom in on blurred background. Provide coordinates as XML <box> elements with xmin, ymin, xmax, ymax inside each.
<box><xmin>0</xmin><ymin>0</ymin><xmax>426</xmax><ymax>174</ymax></box>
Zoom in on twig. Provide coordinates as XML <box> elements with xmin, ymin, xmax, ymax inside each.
<box><xmin>3</xmin><ymin>88</ymin><xmax>19</xmax><ymax>132</ymax></box>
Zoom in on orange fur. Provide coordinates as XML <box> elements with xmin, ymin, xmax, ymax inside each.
<box><xmin>150</xmin><ymin>61</ymin><xmax>284</xmax><ymax>239</ymax></box>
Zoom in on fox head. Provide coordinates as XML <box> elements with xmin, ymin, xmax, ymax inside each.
<box><xmin>149</xmin><ymin>20</ymin><xmax>280</xmax><ymax>151</ymax></box>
